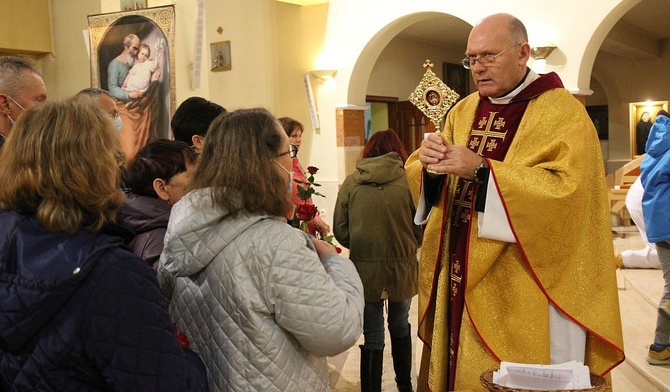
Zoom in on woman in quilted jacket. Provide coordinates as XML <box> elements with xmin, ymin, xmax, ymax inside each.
<box><xmin>0</xmin><ymin>97</ymin><xmax>208</xmax><ymax>391</ymax></box>
<box><xmin>158</xmin><ymin>108</ymin><xmax>365</xmax><ymax>392</ymax></box>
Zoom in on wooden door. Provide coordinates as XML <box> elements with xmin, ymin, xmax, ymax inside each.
<box><xmin>398</xmin><ymin>101</ymin><xmax>435</xmax><ymax>154</ymax></box>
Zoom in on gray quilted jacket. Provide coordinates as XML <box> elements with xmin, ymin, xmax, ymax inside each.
<box><xmin>158</xmin><ymin>188</ymin><xmax>364</xmax><ymax>392</ymax></box>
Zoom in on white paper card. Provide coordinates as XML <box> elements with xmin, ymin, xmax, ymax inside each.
<box><xmin>492</xmin><ymin>361</ymin><xmax>592</xmax><ymax>390</ymax></box>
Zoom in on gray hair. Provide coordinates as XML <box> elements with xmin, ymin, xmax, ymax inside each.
<box><xmin>123</xmin><ymin>34</ymin><xmax>139</xmax><ymax>48</ymax></box>
<box><xmin>508</xmin><ymin>16</ymin><xmax>528</xmax><ymax>44</ymax></box>
<box><xmin>0</xmin><ymin>56</ymin><xmax>41</xmax><ymax>97</ymax></box>
<box><xmin>77</xmin><ymin>87</ymin><xmax>113</xmax><ymax>99</ymax></box>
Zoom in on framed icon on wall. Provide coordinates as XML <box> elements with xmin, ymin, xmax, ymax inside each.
<box><xmin>443</xmin><ymin>62</ymin><xmax>468</xmax><ymax>101</ymax></box>
<box><xmin>88</xmin><ymin>5</ymin><xmax>176</xmax><ymax>164</ymax></box>
<box><xmin>630</xmin><ymin>101</ymin><xmax>668</xmax><ymax>157</ymax></box>
<box><xmin>210</xmin><ymin>40</ymin><xmax>232</xmax><ymax>72</ymax></box>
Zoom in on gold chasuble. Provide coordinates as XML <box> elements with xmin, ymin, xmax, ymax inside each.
<box><xmin>406</xmin><ymin>72</ymin><xmax>624</xmax><ymax>391</ymax></box>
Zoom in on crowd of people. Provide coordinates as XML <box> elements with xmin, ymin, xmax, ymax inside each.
<box><xmin>0</xmin><ymin>11</ymin><xmax>631</xmax><ymax>392</ymax></box>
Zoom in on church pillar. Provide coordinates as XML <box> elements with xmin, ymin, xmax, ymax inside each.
<box><xmin>572</xmin><ymin>93</ymin><xmax>587</xmax><ymax>106</ymax></box>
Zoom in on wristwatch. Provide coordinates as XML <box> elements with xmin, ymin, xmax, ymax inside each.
<box><xmin>473</xmin><ymin>160</ymin><xmax>490</xmax><ymax>184</ymax></box>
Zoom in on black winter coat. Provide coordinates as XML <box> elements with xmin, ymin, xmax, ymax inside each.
<box><xmin>0</xmin><ymin>210</ymin><xmax>208</xmax><ymax>391</ymax></box>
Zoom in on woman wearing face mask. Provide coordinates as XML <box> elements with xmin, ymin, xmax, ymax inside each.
<box><xmin>158</xmin><ymin>108</ymin><xmax>364</xmax><ymax>392</ymax></box>
<box><xmin>77</xmin><ymin>88</ymin><xmax>124</xmax><ymax>134</ymax></box>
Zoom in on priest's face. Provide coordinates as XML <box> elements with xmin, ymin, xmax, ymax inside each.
<box><xmin>466</xmin><ymin>15</ymin><xmax>529</xmax><ymax>98</ymax></box>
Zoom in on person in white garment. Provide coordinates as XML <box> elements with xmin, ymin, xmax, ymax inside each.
<box><xmin>616</xmin><ymin>177</ymin><xmax>660</xmax><ymax>269</ymax></box>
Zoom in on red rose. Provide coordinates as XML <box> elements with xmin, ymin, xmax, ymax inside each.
<box><xmin>295</xmin><ymin>203</ymin><xmax>318</xmax><ymax>221</ymax></box>
<box><xmin>307</xmin><ymin>166</ymin><xmax>319</xmax><ymax>175</ymax></box>
<box><xmin>173</xmin><ymin>322</ymin><xmax>190</xmax><ymax>348</ymax></box>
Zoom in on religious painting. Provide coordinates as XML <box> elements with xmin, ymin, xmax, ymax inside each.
<box><xmin>630</xmin><ymin>101</ymin><xmax>668</xmax><ymax>158</ymax></box>
<box><xmin>88</xmin><ymin>5</ymin><xmax>176</xmax><ymax>165</ymax></box>
<box><xmin>443</xmin><ymin>62</ymin><xmax>468</xmax><ymax>101</ymax></box>
<box><xmin>210</xmin><ymin>41</ymin><xmax>232</xmax><ymax>72</ymax></box>
<box><xmin>586</xmin><ymin>105</ymin><xmax>608</xmax><ymax>140</ymax></box>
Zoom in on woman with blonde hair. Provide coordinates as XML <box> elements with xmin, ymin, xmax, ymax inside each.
<box><xmin>0</xmin><ymin>97</ymin><xmax>208</xmax><ymax>391</ymax></box>
<box><xmin>159</xmin><ymin>107</ymin><xmax>364</xmax><ymax>392</ymax></box>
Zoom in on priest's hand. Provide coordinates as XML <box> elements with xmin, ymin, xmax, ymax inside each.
<box><xmin>438</xmin><ymin>145</ymin><xmax>484</xmax><ymax>180</ymax></box>
<box><xmin>421</xmin><ymin>134</ymin><xmax>483</xmax><ymax>179</ymax></box>
<box><xmin>419</xmin><ymin>133</ymin><xmax>448</xmax><ymax>172</ymax></box>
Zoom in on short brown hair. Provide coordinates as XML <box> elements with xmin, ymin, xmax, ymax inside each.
<box><xmin>278</xmin><ymin>117</ymin><xmax>304</xmax><ymax>138</ymax></box>
<box><xmin>125</xmin><ymin>139</ymin><xmax>196</xmax><ymax>198</ymax></box>
<box><xmin>191</xmin><ymin>108</ymin><xmax>292</xmax><ymax>217</ymax></box>
<box><xmin>0</xmin><ymin>97</ymin><xmax>124</xmax><ymax>233</ymax></box>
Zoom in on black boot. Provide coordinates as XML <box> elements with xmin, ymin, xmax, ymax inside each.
<box><xmin>360</xmin><ymin>345</ymin><xmax>383</xmax><ymax>392</ymax></box>
<box><xmin>391</xmin><ymin>332</ymin><xmax>413</xmax><ymax>392</ymax></box>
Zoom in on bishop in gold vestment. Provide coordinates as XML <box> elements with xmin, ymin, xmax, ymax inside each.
<box><xmin>405</xmin><ymin>70</ymin><xmax>625</xmax><ymax>390</ymax></box>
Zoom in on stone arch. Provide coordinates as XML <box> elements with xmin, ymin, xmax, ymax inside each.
<box><xmin>576</xmin><ymin>0</ymin><xmax>641</xmax><ymax>90</ymax></box>
<box><xmin>346</xmin><ymin>12</ymin><xmax>473</xmax><ymax>106</ymax></box>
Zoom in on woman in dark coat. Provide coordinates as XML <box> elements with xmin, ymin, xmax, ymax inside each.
<box><xmin>118</xmin><ymin>139</ymin><xmax>196</xmax><ymax>267</ymax></box>
<box><xmin>0</xmin><ymin>97</ymin><xmax>207</xmax><ymax>391</ymax></box>
<box><xmin>333</xmin><ymin>129</ymin><xmax>423</xmax><ymax>392</ymax></box>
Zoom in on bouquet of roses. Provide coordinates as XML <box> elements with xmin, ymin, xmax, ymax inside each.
<box><xmin>292</xmin><ymin>166</ymin><xmax>341</xmax><ymax>253</ymax></box>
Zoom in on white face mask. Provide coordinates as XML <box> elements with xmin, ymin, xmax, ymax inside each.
<box><xmin>6</xmin><ymin>95</ymin><xmax>25</xmax><ymax>127</ymax></box>
<box><xmin>113</xmin><ymin>115</ymin><xmax>123</xmax><ymax>134</ymax></box>
<box><xmin>274</xmin><ymin>160</ymin><xmax>293</xmax><ymax>193</ymax></box>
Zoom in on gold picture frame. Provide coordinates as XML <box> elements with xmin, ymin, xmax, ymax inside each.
<box><xmin>88</xmin><ymin>5</ymin><xmax>176</xmax><ymax>163</ymax></box>
<box><xmin>210</xmin><ymin>41</ymin><xmax>231</xmax><ymax>72</ymax></box>
<box><xmin>630</xmin><ymin>101</ymin><xmax>668</xmax><ymax>158</ymax></box>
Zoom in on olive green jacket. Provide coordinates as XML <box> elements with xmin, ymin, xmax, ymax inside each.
<box><xmin>333</xmin><ymin>152</ymin><xmax>422</xmax><ymax>302</ymax></box>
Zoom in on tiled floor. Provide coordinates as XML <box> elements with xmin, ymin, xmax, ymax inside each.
<box><xmin>326</xmin><ymin>230</ymin><xmax>670</xmax><ymax>391</ymax></box>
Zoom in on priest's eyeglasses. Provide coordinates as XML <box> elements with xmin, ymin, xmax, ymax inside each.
<box><xmin>460</xmin><ymin>43</ymin><xmax>521</xmax><ymax>69</ymax></box>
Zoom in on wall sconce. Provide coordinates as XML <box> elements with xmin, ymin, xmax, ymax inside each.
<box><xmin>530</xmin><ymin>42</ymin><xmax>557</xmax><ymax>60</ymax></box>
<box><xmin>310</xmin><ymin>69</ymin><xmax>337</xmax><ymax>82</ymax></box>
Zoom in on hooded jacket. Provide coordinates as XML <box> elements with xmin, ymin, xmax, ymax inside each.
<box><xmin>159</xmin><ymin>188</ymin><xmax>364</xmax><ymax>392</ymax></box>
<box><xmin>117</xmin><ymin>192</ymin><xmax>171</xmax><ymax>267</ymax></box>
<box><xmin>333</xmin><ymin>152</ymin><xmax>422</xmax><ymax>302</ymax></box>
<box><xmin>0</xmin><ymin>210</ymin><xmax>208</xmax><ymax>391</ymax></box>
<box><xmin>641</xmin><ymin>111</ymin><xmax>670</xmax><ymax>243</ymax></box>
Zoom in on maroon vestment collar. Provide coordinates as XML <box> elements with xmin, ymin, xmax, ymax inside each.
<box><xmin>477</xmin><ymin>71</ymin><xmax>564</xmax><ymax>103</ymax></box>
